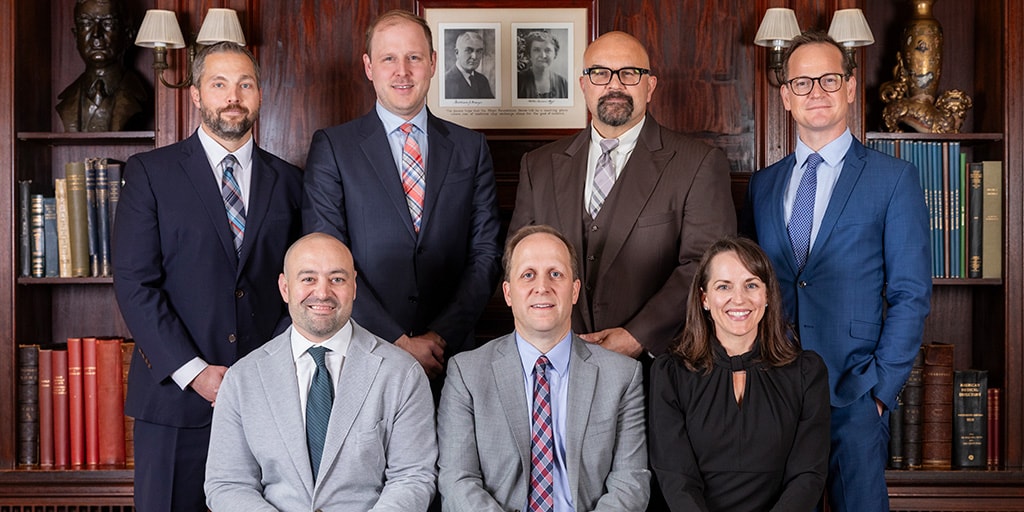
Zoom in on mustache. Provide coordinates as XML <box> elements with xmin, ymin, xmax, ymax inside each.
<box><xmin>218</xmin><ymin>106</ymin><xmax>250</xmax><ymax>116</ymax></box>
<box><xmin>599</xmin><ymin>91</ymin><xmax>633</xmax><ymax>105</ymax></box>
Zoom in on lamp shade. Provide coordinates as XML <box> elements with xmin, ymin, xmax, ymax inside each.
<box><xmin>135</xmin><ymin>9</ymin><xmax>186</xmax><ymax>48</ymax></box>
<box><xmin>754</xmin><ymin>8</ymin><xmax>801</xmax><ymax>47</ymax></box>
<box><xmin>196</xmin><ymin>8</ymin><xmax>246</xmax><ymax>45</ymax></box>
<box><xmin>829</xmin><ymin>8</ymin><xmax>874</xmax><ymax>47</ymax></box>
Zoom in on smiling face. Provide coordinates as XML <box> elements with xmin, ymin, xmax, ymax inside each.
<box><xmin>780</xmin><ymin>42</ymin><xmax>856</xmax><ymax>149</ymax></box>
<box><xmin>279</xmin><ymin>234</ymin><xmax>357</xmax><ymax>343</ymax></box>
<box><xmin>363</xmin><ymin>18</ymin><xmax>437</xmax><ymax>120</ymax></box>
<box><xmin>503</xmin><ymin>232</ymin><xmax>581</xmax><ymax>348</ymax></box>
<box><xmin>701</xmin><ymin>250</ymin><xmax>767</xmax><ymax>350</ymax></box>
<box><xmin>190</xmin><ymin>51</ymin><xmax>261</xmax><ymax>149</ymax></box>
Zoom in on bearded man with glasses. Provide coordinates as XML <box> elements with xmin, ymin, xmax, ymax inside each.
<box><xmin>742</xmin><ymin>30</ymin><xmax>931</xmax><ymax>512</ymax></box>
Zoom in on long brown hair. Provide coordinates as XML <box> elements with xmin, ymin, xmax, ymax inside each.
<box><xmin>672</xmin><ymin>237</ymin><xmax>799</xmax><ymax>373</ymax></box>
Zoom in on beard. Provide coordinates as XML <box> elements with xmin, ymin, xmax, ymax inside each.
<box><xmin>596</xmin><ymin>91</ymin><xmax>634</xmax><ymax>127</ymax></box>
<box><xmin>200</xmin><ymin>102</ymin><xmax>257</xmax><ymax>142</ymax></box>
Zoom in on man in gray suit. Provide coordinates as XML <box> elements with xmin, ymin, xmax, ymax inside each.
<box><xmin>438</xmin><ymin>225</ymin><xmax>650</xmax><ymax>511</ymax></box>
<box><xmin>205</xmin><ymin>233</ymin><xmax>437</xmax><ymax>511</ymax></box>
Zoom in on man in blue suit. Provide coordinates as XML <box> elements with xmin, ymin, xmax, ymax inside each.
<box><xmin>303</xmin><ymin>10</ymin><xmax>501</xmax><ymax>386</ymax></box>
<box><xmin>112</xmin><ymin>42</ymin><xmax>303</xmax><ymax>511</ymax></box>
<box><xmin>743</xmin><ymin>31</ymin><xmax>931</xmax><ymax>512</ymax></box>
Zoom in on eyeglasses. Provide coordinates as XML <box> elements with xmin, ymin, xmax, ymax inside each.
<box><xmin>583</xmin><ymin>66</ymin><xmax>650</xmax><ymax>86</ymax></box>
<box><xmin>785</xmin><ymin>73</ymin><xmax>848</xmax><ymax>96</ymax></box>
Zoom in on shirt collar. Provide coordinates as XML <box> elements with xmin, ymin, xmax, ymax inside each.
<box><xmin>514</xmin><ymin>331</ymin><xmax>572</xmax><ymax>377</ymax></box>
<box><xmin>795</xmin><ymin>128</ymin><xmax>852</xmax><ymax>169</ymax></box>
<box><xmin>376</xmin><ymin>102</ymin><xmax>429</xmax><ymax>136</ymax></box>
<box><xmin>196</xmin><ymin>126</ymin><xmax>255</xmax><ymax>170</ymax></box>
<box><xmin>590</xmin><ymin>116</ymin><xmax>645</xmax><ymax>154</ymax></box>
<box><xmin>289</xmin><ymin>321</ymin><xmax>354</xmax><ymax>362</ymax></box>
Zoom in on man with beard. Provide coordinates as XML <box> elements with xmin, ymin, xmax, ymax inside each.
<box><xmin>444</xmin><ymin>31</ymin><xmax>494</xmax><ymax>99</ymax></box>
<box><xmin>112</xmin><ymin>42</ymin><xmax>303</xmax><ymax>512</ymax></box>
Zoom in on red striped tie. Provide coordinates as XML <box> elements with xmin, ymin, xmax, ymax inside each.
<box><xmin>400</xmin><ymin>123</ymin><xmax>425</xmax><ymax>232</ymax></box>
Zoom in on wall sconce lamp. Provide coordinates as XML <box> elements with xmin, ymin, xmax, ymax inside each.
<box><xmin>755</xmin><ymin>7</ymin><xmax>873</xmax><ymax>86</ymax></box>
<box><xmin>134</xmin><ymin>8</ymin><xmax>246</xmax><ymax>89</ymax></box>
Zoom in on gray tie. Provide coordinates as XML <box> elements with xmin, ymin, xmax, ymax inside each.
<box><xmin>306</xmin><ymin>346</ymin><xmax>333</xmax><ymax>481</ymax></box>
<box><xmin>589</xmin><ymin>138</ymin><xmax>619</xmax><ymax>218</ymax></box>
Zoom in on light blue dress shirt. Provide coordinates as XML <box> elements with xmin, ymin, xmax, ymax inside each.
<box><xmin>784</xmin><ymin>128</ymin><xmax>853</xmax><ymax>250</ymax></box>
<box><xmin>376</xmin><ymin>103</ymin><xmax>430</xmax><ymax>177</ymax></box>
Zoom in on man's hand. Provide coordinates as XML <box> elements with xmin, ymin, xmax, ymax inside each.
<box><xmin>579</xmin><ymin>327</ymin><xmax>644</xmax><ymax>358</ymax></box>
<box><xmin>190</xmin><ymin>364</ymin><xmax>228</xmax><ymax>406</ymax></box>
<box><xmin>396</xmin><ymin>331</ymin><xmax>446</xmax><ymax>379</ymax></box>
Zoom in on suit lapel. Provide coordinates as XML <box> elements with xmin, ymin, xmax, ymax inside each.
<box><xmin>552</xmin><ymin>131</ymin><xmax>592</xmax><ymax>331</ymax></box>
<box><xmin>807</xmin><ymin>140</ymin><xmax>867</xmax><ymax>271</ymax></box>
<box><xmin>421</xmin><ymin>112</ymin><xmax>454</xmax><ymax>237</ymax></box>
<box><xmin>359</xmin><ymin>112</ymin><xmax>417</xmax><ymax>238</ymax></box>
<box><xmin>179</xmin><ymin>133</ymin><xmax>238</xmax><ymax>268</ymax></box>
<box><xmin>767</xmin><ymin>153</ymin><xmax>799</xmax><ymax>275</ymax></box>
<box><xmin>236</xmin><ymin>148</ymin><xmax>278</xmax><ymax>271</ymax></box>
<box><xmin>564</xmin><ymin>337</ymin><xmax>596</xmax><ymax>506</ymax></box>
<box><xmin>492</xmin><ymin>336</ymin><xmax>532</xmax><ymax>474</ymax></box>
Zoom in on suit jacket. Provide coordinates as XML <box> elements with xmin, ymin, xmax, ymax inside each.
<box><xmin>438</xmin><ymin>334</ymin><xmax>650</xmax><ymax>511</ymax></box>
<box><xmin>303</xmin><ymin>109</ymin><xmax>502</xmax><ymax>353</ymax></box>
<box><xmin>112</xmin><ymin>131</ymin><xmax>303</xmax><ymax>428</ymax></box>
<box><xmin>444</xmin><ymin>66</ymin><xmax>494</xmax><ymax>99</ymax></box>
<box><xmin>743</xmin><ymin>137</ymin><xmax>931</xmax><ymax>409</ymax></box>
<box><xmin>509</xmin><ymin>116</ymin><xmax>736</xmax><ymax>355</ymax></box>
<box><xmin>205</xmin><ymin>323</ymin><xmax>438</xmax><ymax>511</ymax></box>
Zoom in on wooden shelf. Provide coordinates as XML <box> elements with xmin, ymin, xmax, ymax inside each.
<box><xmin>0</xmin><ymin>468</ymin><xmax>133</xmax><ymax>504</ymax></box>
<box><xmin>17</xmin><ymin>131</ymin><xmax>155</xmax><ymax>145</ymax></box>
<box><xmin>16</xmin><ymin>277</ymin><xmax>114</xmax><ymax>285</ymax></box>
<box><xmin>865</xmin><ymin>132</ymin><xmax>1004</xmax><ymax>143</ymax></box>
<box><xmin>933</xmin><ymin>278</ymin><xmax>1002</xmax><ymax>286</ymax></box>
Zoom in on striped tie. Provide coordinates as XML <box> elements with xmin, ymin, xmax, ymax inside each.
<box><xmin>400</xmin><ymin>123</ymin><xmax>426</xmax><ymax>232</ymax></box>
<box><xmin>306</xmin><ymin>346</ymin><xmax>333</xmax><ymax>482</ymax></box>
<box><xmin>589</xmin><ymin>138</ymin><xmax>619</xmax><ymax>218</ymax></box>
<box><xmin>788</xmin><ymin>152</ymin><xmax>823</xmax><ymax>271</ymax></box>
<box><xmin>528</xmin><ymin>355</ymin><xmax>555</xmax><ymax>512</ymax></box>
<box><xmin>220</xmin><ymin>154</ymin><xmax>245</xmax><ymax>256</ymax></box>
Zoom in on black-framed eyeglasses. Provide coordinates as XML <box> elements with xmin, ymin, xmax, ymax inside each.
<box><xmin>785</xmin><ymin>73</ymin><xmax>848</xmax><ymax>96</ymax></box>
<box><xmin>583</xmin><ymin>66</ymin><xmax>650</xmax><ymax>86</ymax></box>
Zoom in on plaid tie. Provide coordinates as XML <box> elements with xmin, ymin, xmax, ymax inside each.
<box><xmin>220</xmin><ymin>154</ymin><xmax>245</xmax><ymax>256</ymax></box>
<box><xmin>306</xmin><ymin>346</ymin><xmax>333</xmax><ymax>482</ymax></box>
<box><xmin>788</xmin><ymin>152</ymin><xmax>823</xmax><ymax>271</ymax></box>
<box><xmin>400</xmin><ymin>123</ymin><xmax>426</xmax><ymax>232</ymax></box>
<box><xmin>589</xmin><ymin>138</ymin><xmax>619</xmax><ymax>218</ymax></box>
<box><xmin>529</xmin><ymin>355</ymin><xmax>555</xmax><ymax>512</ymax></box>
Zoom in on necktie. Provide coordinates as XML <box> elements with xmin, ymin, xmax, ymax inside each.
<box><xmin>400</xmin><ymin>123</ymin><xmax>426</xmax><ymax>232</ymax></box>
<box><xmin>306</xmin><ymin>346</ymin><xmax>333</xmax><ymax>481</ymax></box>
<box><xmin>788</xmin><ymin>152</ymin><xmax>823</xmax><ymax>271</ymax></box>
<box><xmin>529</xmin><ymin>355</ymin><xmax>555</xmax><ymax>512</ymax></box>
<box><xmin>220</xmin><ymin>154</ymin><xmax>245</xmax><ymax>256</ymax></box>
<box><xmin>589</xmin><ymin>138</ymin><xmax>619</xmax><ymax>218</ymax></box>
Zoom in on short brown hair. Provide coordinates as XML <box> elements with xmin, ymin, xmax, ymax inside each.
<box><xmin>781</xmin><ymin>29</ymin><xmax>855</xmax><ymax>83</ymax></box>
<box><xmin>365</xmin><ymin>9</ymin><xmax>434</xmax><ymax>57</ymax></box>
<box><xmin>192</xmin><ymin>42</ymin><xmax>260</xmax><ymax>89</ymax></box>
<box><xmin>503</xmin><ymin>225</ymin><xmax>579</xmax><ymax>282</ymax></box>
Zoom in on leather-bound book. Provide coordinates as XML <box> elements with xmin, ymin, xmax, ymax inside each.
<box><xmin>51</xmin><ymin>348</ymin><xmax>70</xmax><ymax>467</ymax></box>
<box><xmin>988</xmin><ymin>388</ymin><xmax>1001</xmax><ymax>469</ymax></box>
<box><xmin>67</xmin><ymin>337</ymin><xmax>85</xmax><ymax>466</ymax></box>
<box><xmin>903</xmin><ymin>347</ymin><xmax>925</xmax><ymax>469</ymax></box>
<box><xmin>83</xmin><ymin>337</ymin><xmax>99</xmax><ymax>465</ymax></box>
<box><xmin>65</xmin><ymin>161</ymin><xmax>90</xmax><ymax>277</ymax></box>
<box><xmin>17</xmin><ymin>344</ymin><xmax>40</xmax><ymax>467</ymax></box>
<box><xmin>952</xmin><ymin>370</ymin><xmax>987</xmax><ymax>469</ymax></box>
<box><xmin>97</xmin><ymin>337</ymin><xmax>126</xmax><ymax>466</ymax></box>
<box><xmin>121</xmin><ymin>340</ymin><xmax>135</xmax><ymax>467</ymax></box>
<box><xmin>38</xmin><ymin>347</ymin><xmax>54</xmax><ymax>468</ymax></box>
<box><xmin>922</xmin><ymin>343</ymin><xmax>954</xmax><ymax>469</ymax></box>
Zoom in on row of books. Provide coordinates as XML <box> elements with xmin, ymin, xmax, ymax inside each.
<box><xmin>16</xmin><ymin>337</ymin><xmax>134</xmax><ymax>469</ymax></box>
<box><xmin>18</xmin><ymin>158</ymin><xmax>123</xmax><ymax>278</ymax></box>
<box><xmin>889</xmin><ymin>343</ymin><xmax>1000</xmax><ymax>470</ymax></box>
<box><xmin>867</xmin><ymin>140</ymin><xmax>1002</xmax><ymax>279</ymax></box>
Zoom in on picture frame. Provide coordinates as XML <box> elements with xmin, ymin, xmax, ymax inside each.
<box><xmin>417</xmin><ymin>0</ymin><xmax>596</xmax><ymax>138</ymax></box>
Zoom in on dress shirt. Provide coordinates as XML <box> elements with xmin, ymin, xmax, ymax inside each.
<box><xmin>516</xmin><ymin>332</ymin><xmax>574</xmax><ymax>512</ymax></box>
<box><xmin>456</xmin><ymin>63</ymin><xmax>478</xmax><ymax>85</ymax></box>
<box><xmin>290</xmin><ymin>322</ymin><xmax>353</xmax><ymax>425</ymax></box>
<box><xmin>169</xmin><ymin>127</ymin><xmax>257</xmax><ymax>390</ymax></box>
<box><xmin>783</xmin><ymin>128</ymin><xmax>853</xmax><ymax>247</ymax></box>
<box><xmin>378</xmin><ymin>103</ymin><xmax>430</xmax><ymax>178</ymax></box>
<box><xmin>583</xmin><ymin>117</ymin><xmax>645</xmax><ymax>207</ymax></box>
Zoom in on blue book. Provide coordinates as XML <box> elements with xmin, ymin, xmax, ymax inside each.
<box><xmin>43</xmin><ymin>197</ymin><xmax>58</xmax><ymax>277</ymax></box>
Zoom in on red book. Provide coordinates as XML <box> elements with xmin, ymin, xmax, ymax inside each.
<box><xmin>67</xmin><ymin>337</ymin><xmax>84</xmax><ymax>466</ymax></box>
<box><xmin>38</xmin><ymin>348</ymin><xmax>54</xmax><ymax>468</ymax></box>
<box><xmin>121</xmin><ymin>340</ymin><xmax>135</xmax><ymax>467</ymax></box>
<box><xmin>988</xmin><ymin>387</ymin><xmax>1001</xmax><ymax>469</ymax></box>
<box><xmin>51</xmin><ymin>349</ymin><xmax>70</xmax><ymax>467</ymax></box>
<box><xmin>97</xmin><ymin>337</ymin><xmax>126</xmax><ymax>466</ymax></box>
<box><xmin>83</xmin><ymin>337</ymin><xmax>99</xmax><ymax>465</ymax></box>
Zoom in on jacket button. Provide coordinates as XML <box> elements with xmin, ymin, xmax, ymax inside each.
<box><xmin>408</xmin><ymin>296</ymin><xmax>418</xmax><ymax>303</ymax></box>
<box><xmin>798</xmin><ymin>280</ymin><xmax>808</xmax><ymax>288</ymax></box>
<box><xmin>591</xmin><ymin>224</ymin><xmax>599</xmax><ymax>231</ymax></box>
<box><xmin>228</xmin><ymin>334</ymin><xmax>237</xmax><ymax>343</ymax></box>
<box><xmin>587</xmin><ymin>255</ymin><xmax>595</xmax><ymax>261</ymax></box>
<box><xmin>235</xmin><ymin>289</ymin><xmax>245</xmax><ymax>298</ymax></box>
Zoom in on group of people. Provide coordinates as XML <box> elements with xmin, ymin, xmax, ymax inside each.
<box><xmin>110</xmin><ymin>7</ymin><xmax>930</xmax><ymax>512</ymax></box>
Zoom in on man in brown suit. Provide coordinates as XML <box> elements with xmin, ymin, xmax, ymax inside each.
<box><xmin>509</xmin><ymin>31</ymin><xmax>735</xmax><ymax>360</ymax></box>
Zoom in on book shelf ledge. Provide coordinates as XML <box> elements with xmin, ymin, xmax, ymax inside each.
<box><xmin>866</xmin><ymin>132</ymin><xmax>1004</xmax><ymax>143</ymax></box>
<box><xmin>887</xmin><ymin>469</ymin><xmax>1024</xmax><ymax>485</ymax></box>
<box><xmin>16</xmin><ymin>277</ymin><xmax>114</xmax><ymax>285</ymax></box>
<box><xmin>17</xmin><ymin>131</ymin><xmax>155</xmax><ymax>145</ymax></box>
<box><xmin>933</xmin><ymin>278</ymin><xmax>1002</xmax><ymax>286</ymax></box>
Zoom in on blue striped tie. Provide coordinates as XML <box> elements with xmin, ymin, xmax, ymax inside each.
<box><xmin>529</xmin><ymin>356</ymin><xmax>555</xmax><ymax>512</ymax></box>
<box><xmin>220</xmin><ymin>154</ymin><xmax>245</xmax><ymax>256</ymax></box>
<box><xmin>788</xmin><ymin>152</ymin><xmax>823</xmax><ymax>271</ymax></box>
<box><xmin>306</xmin><ymin>346</ymin><xmax>333</xmax><ymax>481</ymax></box>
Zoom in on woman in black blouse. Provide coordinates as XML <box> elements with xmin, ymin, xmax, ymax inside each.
<box><xmin>649</xmin><ymin>237</ymin><xmax>830</xmax><ymax>512</ymax></box>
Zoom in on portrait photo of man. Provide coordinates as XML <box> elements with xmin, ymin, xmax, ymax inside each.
<box><xmin>442</xmin><ymin>28</ymin><xmax>496</xmax><ymax>100</ymax></box>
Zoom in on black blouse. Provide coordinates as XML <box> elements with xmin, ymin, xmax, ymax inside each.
<box><xmin>648</xmin><ymin>341</ymin><xmax>831</xmax><ymax>512</ymax></box>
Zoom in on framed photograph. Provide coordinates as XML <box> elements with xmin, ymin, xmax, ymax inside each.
<box><xmin>418</xmin><ymin>0</ymin><xmax>595</xmax><ymax>137</ymax></box>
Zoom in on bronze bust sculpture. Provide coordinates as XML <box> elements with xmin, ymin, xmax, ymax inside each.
<box><xmin>56</xmin><ymin>0</ymin><xmax>150</xmax><ymax>132</ymax></box>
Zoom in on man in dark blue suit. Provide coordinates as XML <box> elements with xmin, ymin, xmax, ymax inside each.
<box><xmin>743</xmin><ymin>31</ymin><xmax>931</xmax><ymax>512</ymax></box>
<box><xmin>112</xmin><ymin>42</ymin><xmax>302</xmax><ymax>511</ymax></box>
<box><xmin>303</xmin><ymin>10</ymin><xmax>501</xmax><ymax>385</ymax></box>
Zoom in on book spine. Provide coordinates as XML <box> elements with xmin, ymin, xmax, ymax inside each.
<box><xmin>953</xmin><ymin>370</ymin><xmax>987</xmax><ymax>469</ymax></box>
<box><xmin>95</xmin><ymin>158</ymin><xmax>111</xmax><ymax>277</ymax></box>
<box><xmin>988</xmin><ymin>387</ymin><xmax>1001</xmax><ymax>469</ymax></box>
<box><xmin>921</xmin><ymin>343</ymin><xmax>954</xmax><ymax>469</ymax></box>
<box><xmin>83</xmin><ymin>337</ymin><xmax>99</xmax><ymax>465</ymax></box>
<box><xmin>981</xmin><ymin>161</ymin><xmax>1002</xmax><ymax>279</ymax></box>
<box><xmin>67</xmin><ymin>337</ymin><xmax>85</xmax><ymax>467</ymax></box>
<box><xmin>97</xmin><ymin>337</ymin><xmax>126</xmax><ymax>466</ymax></box>
<box><xmin>54</xmin><ymin>178</ymin><xmax>72</xmax><ymax>277</ymax></box>
<box><xmin>889</xmin><ymin>392</ymin><xmax>905</xmax><ymax>469</ymax></box>
<box><xmin>52</xmin><ymin>349</ymin><xmax>70</xmax><ymax>467</ymax></box>
<box><xmin>43</xmin><ymin>197</ymin><xmax>59</xmax><ymax>277</ymax></box>
<box><xmin>19</xmin><ymin>180</ymin><xmax>32</xmax><ymax>277</ymax></box>
<box><xmin>121</xmin><ymin>340</ymin><xmax>135</xmax><ymax>467</ymax></box>
<box><xmin>967</xmin><ymin>163</ymin><xmax>983</xmax><ymax>278</ymax></box>
<box><xmin>30</xmin><ymin>194</ymin><xmax>45</xmax><ymax>278</ymax></box>
<box><xmin>902</xmin><ymin>347</ymin><xmax>925</xmax><ymax>469</ymax></box>
<box><xmin>107</xmin><ymin>161</ymin><xmax>122</xmax><ymax>229</ymax></box>
<box><xmin>17</xmin><ymin>345</ymin><xmax>40</xmax><ymax>467</ymax></box>
<box><xmin>85</xmin><ymin>157</ymin><xmax>99</xmax><ymax>277</ymax></box>
<box><xmin>65</xmin><ymin>161</ymin><xmax>91</xmax><ymax>277</ymax></box>
<box><xmin>38</xmin><ymin>348</ymin><xmax>54</xmax><ymax>468</ymax></box>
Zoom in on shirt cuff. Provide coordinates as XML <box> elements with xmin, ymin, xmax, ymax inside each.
<box><xmin>171</xmin><ymin>357</ymin><xmax>208</xmax><ymax>390</ymax></box>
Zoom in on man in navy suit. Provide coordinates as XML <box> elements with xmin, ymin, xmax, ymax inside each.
<box><xmin>112</xmin><ymin>42</ymin><xmax>302</xmax><ymax>511</ymax></box>
<box><xmin>303</xmin><ymin>10</ymin><xmax>501</xmax><ymax>385</ymax></box>
<box><xmin>743</xmin><ymin>31</ymin><xmax>931</xmax><ymax>512</ymax></box>
<box><xmin>444</xmin><ymin>31</ymin><xmax>494</xmax><ymax>99</ymax></box>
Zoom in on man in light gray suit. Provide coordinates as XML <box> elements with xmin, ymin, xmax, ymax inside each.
<box><xmin>205</xmin><ymin>233</ymin><xmax>437</xmax><ymax>511</ymax></box>
<box><xmin>438</xmin><ymin>225</ymin><xmax>650</xmax><ymax>511</ymax></box>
